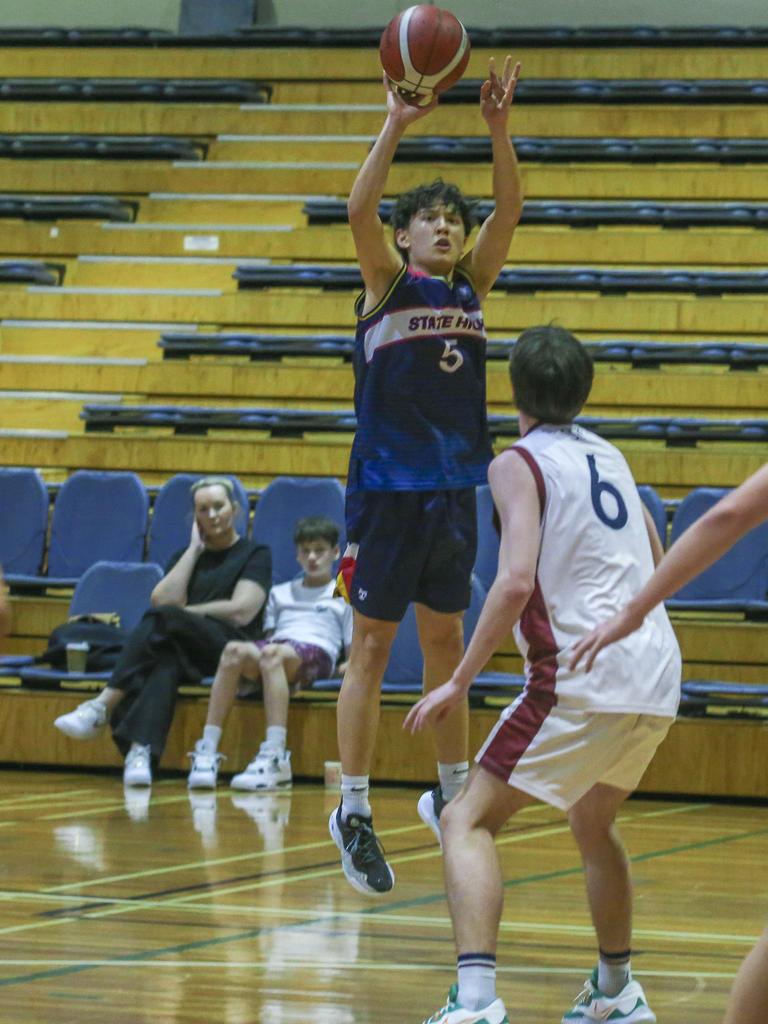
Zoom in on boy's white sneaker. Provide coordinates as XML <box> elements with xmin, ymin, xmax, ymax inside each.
<box><xmin>123</xmin><ymin>744</ymin><xmax>152</xmax><ymax>787</ymax></box>
<box><xmin>187</xmin><ymin>740</ymin><xmax>225</xmax><ymax>789</ymax></box>
<box><xmin>54</xmin><ymin>699</ymin><xmax>108</xmax><ymax>740</ymax></box>
<box><xmin>562</xmin><ymin>969</ymin><xmax>656</xmax><ymax>1023</ymax></box>
<box><xmin>230</xmin><ymin>748</ymin><xmax>292</xmax><ymax>791</ymax></box>
<box><xmin>422</xmin><ymin>985</ymin><xmax>508</xmax><ymax>1023</ymax></box>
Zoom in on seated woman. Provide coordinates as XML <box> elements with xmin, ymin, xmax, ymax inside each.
<box><xmin>54</xmin><ymin>477</ymin><xmax>271</xmax><ymax>787</ymax></box>
<box><xmin>187</xmin><ymin>515</ymin><xmax>352</xmax><ymax>791</ymax></box>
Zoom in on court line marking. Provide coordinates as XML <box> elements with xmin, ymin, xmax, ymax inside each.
<box><xmin>4</xmin><ymin>891</ymin><xmax>757</xmax><ymax>947</ymax></box>
<box><xmin>0</xmin><ymin>805</ymin><xmax>761</xmax><ymax>989</ymax></box>
<box><xmin>42</xmin><ymin>819</ymin><xmax>432</xmax><ymax>893</ymax></box>
<box><xmin>0</xmin><ymin>959</ymin><xmax>740</xmax><ymax>980</ymax></box>
<box><xmin>0</xmin><ymin>788</ymin><xmax>100</xmax><ymax>810</ymax></box>
<box><xmin>0</xmin><ymin>803</ymin><xmax>718</xmax><ymax>938</ymax></box>
<box><xmin>41</xmin><ymin>799</ymin><xmax>703</xmax><ymax>895</ymax></box>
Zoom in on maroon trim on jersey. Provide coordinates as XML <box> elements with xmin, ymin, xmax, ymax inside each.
<box><xmin>479</xmin><ymin>441</ymin><xmax>559</xmax><ymax>780</ymax></box>
<box><xmin>510</xmin><ymin>443</ymin><xmax>546</xmax><ymax>518</ymax></box>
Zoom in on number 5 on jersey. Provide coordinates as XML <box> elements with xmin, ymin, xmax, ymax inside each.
<box><xmin>439</xmin><ymin>339</ymin><xmax>464</xmax><ymax>373</ymax></box>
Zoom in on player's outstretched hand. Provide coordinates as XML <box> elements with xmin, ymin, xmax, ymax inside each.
<box><xmin>384</xmin><ymin>72</ymin><xmax>438</xmax><ymax>125</ymax></box>
<box><xmin>403</xmin><ymin>678</ymin><xmax>466</xmax><ymax>734</ymax></box>
<box><xmin>568</xmin><ymin>605</ymin><xmax>645</xmax><ymax>673</ymax></box>
<box><xmin>480</xmin><ymin>55</ymin><xmax>521</xmax><ymax>128</ymax></box>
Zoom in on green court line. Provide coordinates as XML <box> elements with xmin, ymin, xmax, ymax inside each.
<box><xmin>0</xmin><ymin>959</ymin><xmax>739</xmax><ymax>981</ymax></box>
<box><xmin>0</xmin><ymin>891</ymin><xmax>757</xmax><ymax>947</ymax></box>
<box><xmin>4</xmin><ymin>802</ymin><xmax>707</xmax><ymax>937</ymax></box>
<box><xmin>0</xmin><ymin>802</ymin><xmax>758</xmax><ymax>987</ymax></box>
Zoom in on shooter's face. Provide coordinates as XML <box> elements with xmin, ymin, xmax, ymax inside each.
<box><xmin>396</xmin><ymin>203</ymin><xmax>466</xmax><ymax>273</ymax></box>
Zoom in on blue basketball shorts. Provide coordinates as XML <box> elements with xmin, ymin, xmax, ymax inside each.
<box><xmin>344</xmin><ymin>487</ymin><xmax>478</xmax><ymax>622</ymax></box>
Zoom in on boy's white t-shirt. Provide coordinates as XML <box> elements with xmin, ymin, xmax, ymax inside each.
<box><xmin>264</xmin><ymin>577</ymin><xmax>353</xmax><ymax>664</ymax></box>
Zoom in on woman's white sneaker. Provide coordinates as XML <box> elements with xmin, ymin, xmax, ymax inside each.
<box><xmin>54</xmin><ymin>699</ymin><xmax>108</xmax><ymax>740</ymax></box>
<box><xmin>123</xmin><ymin>744</ymin><xmax>153</xmax><ymax>787</ymax></box>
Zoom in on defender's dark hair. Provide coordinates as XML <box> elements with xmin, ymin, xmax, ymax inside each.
<box><xmin>509</xmin><ymin>326</ymin><xmax>594</xmax><ymax>424</ymax></box>
<box><xmin>391</xmin><ymin>178</ymin><xmax>476</xmax><ymax>258</ymax></box>
<box><xmin>293</xmin><ymin>516</ymin><xmax>340</xmax><ymax>547</ymax></box>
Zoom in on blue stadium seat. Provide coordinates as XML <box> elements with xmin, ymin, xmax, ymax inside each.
<box><xmin>474</xmin><ymin>484</ymin><xmax>499</xmax><ymax>593</ymax></box>
<box><xmin>637</xmin><ymin>484</ymin><xmax>667</xmax><ymax>547</ymax></box>
<box><xmin>251</xmin><ymin>476</ymin><xmax>346</xmax><ymax>584</ymax></box>
<box><xmin>9</xmin><ymin>471</ymin><xmax>149</xmax><ymax>589</ymax></box>
<box><xmin>17</xmin><ymin>560</ymin><xmax>163</xmax><ymax>685</ymax></box>
<box><xmin>381</xmin><ymin>577</ymin><xmax>487</xmax><ymax>690</ymax></box>
<box><xmin>0</xmin><ymin>468</ymin><xmax>49</xmax><ymax>580</ymax></box>
<box><xmin>313</xmin><ymin>576</ymin><xmax>523</xmax><ymax>696</ymax></box>
<box><xmin>666</xmin><ymin>488</ymin><xmax>768</xmax><ymax>608</ymax></box>
<box><xmin>68</xmin><ymin>560</ymin><xmax>163</xmax><ymax>632</ymax></box>
<box><xmin>148</xmin><ymin>473</ymin><xmax>250</xmax><ymax>569</ymax></box>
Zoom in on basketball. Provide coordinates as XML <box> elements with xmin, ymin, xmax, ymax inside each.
<box><xmin>379</xmin><ymin>4</ymin><xmax>471</xmax><ymax>107</ymax></box>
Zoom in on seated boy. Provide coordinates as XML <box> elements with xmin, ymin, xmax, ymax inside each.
<box><xmin>187</xmin><ymin>516</ymin><xmax>352</xmax><ymax>791</ymax></box>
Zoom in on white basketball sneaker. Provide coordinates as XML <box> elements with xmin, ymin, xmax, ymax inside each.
<box><xmin>187</xmin><ymin>740</ymin><xmax>225</xmax><ymax>789</ymax></box>
<box><xmin>54</xmin><ymin>698</ymin><xmax>108</xmax><ymax>740</ymax></box>
<box><xmin>422</xmin><ymin>985</ymin><xmax>508</xmax><ymax>1023</ymax></box>
<box><xmin>230</xmin><ymin>748</ymin><xmax>292</xmax><ymax>791</ymax></box>
<box><xmin>123</xmin><ymin>744</ymin><xmax>152</xmax><ymax>787</ymax></box>
<box><xmin>562</xmin><ymin>969</ymin><xmax>656</xmax><ymax>1023</ymax></box>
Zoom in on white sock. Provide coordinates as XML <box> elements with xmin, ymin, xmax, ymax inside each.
<box><xmin>457</xmin><ymin>953</ymin><xmax>497</xmax><ymax>1011</ymax></box>
<box><xmin>201</xmin><ymin>724</ymin><xmax>222</xmax><ymax>753</ymax></box>
<box><xmin>341</xmin><ymin>774</ymin><xmax>371</xmax><ymax>820</ymax></box>
<box><xmin>438</xmin><ymin>760</ymin><xmax>469</xmax><ymax>801</ymax></box>
<box><xmin>598</xmin><ymin>950</ymin><xmax>632</xmax><ymax>996</ymax></box>
<box><xmin>263</xmin><ymin>725</ymin><xmax>287</xmax><ymax>754</ymax></box>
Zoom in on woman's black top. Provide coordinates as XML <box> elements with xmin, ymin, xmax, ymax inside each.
<box><xmin>166</xmin><ymin>538</ymin><xmax>272</xmax><ymax>639</ymax></box>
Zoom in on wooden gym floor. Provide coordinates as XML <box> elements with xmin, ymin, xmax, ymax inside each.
<box><xmin>0</xmin><ymin>767</ymin><xmax>764</xmax><ymax>1022</ymax></box>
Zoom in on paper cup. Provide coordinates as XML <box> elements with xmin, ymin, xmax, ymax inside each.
<box><xmin>65</xmin><ymin>641</ymin><xmax>90</xmax><ymax>673</ymax></box>
<box><xmin>323</xmin><ymin>760</ymin><xmax>342</xmax><ymax>788</ymax></box>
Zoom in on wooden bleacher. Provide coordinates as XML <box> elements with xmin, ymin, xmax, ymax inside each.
<box><xmin>1</xmin><ymin>28</ymin><xmax>767</xmax><ymax>796</ymax></box>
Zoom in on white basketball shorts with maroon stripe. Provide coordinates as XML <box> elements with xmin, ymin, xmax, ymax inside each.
<box><xmin>476</xmin><ymin>691</ymin><xmax>674</xmax><ymax>812</ymax></box>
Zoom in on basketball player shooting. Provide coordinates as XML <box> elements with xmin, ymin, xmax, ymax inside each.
<box><xmin>328</xmin><ymin>55</ymin><xmax>523</xmax><ymax>898</ymax></box>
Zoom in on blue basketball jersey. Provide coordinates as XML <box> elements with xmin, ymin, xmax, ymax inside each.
<box><xmin>347</xmin><ymin>264</ymin><xmax>493</xmax><ymax>491</ymax></box>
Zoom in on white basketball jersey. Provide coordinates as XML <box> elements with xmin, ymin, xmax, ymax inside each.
<box><xmin>510</xmin><ymin>424</ymin><xmax>681</xmax><ymax>716</ymax></box>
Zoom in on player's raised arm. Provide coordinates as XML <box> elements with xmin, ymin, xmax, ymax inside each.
<box><xmin>570</xmin><ymin>462</ymin><xmax>768</xmax><ymax>671</ymax></box>
<box><xmin>347</xmin><ymin>77</ymin><xmax>437</xmax><ymax>304</ymax></box>
<box><xmin>461</xmin><ymin>56</ymin><xmax>523</xmax><ymax>299</ymax></box>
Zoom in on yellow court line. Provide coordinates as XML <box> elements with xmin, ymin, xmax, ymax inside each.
<box><xmin>43</xmin><ymin>820</ymin><xmax>433</xmax><ymax>893</ymax></box>
<box><xmin>0</xmin><ymin>958</ymin><xmax>740</xmax><ymax>981</ymax></box>
<box><xmin>0</xmin><ymin>787</ymin><xmax>100</xmax><ymax>809</ymax></box>
<box><xmin>38</xmin><ymin>791</ymin><xmax>192</xmax><ymax>822</ymax></box>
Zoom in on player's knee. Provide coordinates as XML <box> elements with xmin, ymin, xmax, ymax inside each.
<box><xmin>222</xmin><ymin>641</ymin><xmax>253</xmax><ymax>670</ymax></box>
<box><xmin>569</xmin><ymin>809</ymin><xmax>618</xmax><ymax>852</ymax></box>
<box><xmin>260</xmin><ymin>644</ymin><xmax>284</xmax><ymax>670</ymax></box>
<box><xmin>440</xmin><ymin>795</ymin><xmax>473</xmax><ymax>842</ymax></box>
<box><xmin>350</xmin><ymin>622</ymin><xmax>395</xmax><ymax>670</ymax></box>
<box><xmin>419</xmin><ymin>614</ymin><xmax>464</xmax><ymax>654</ymax></box>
